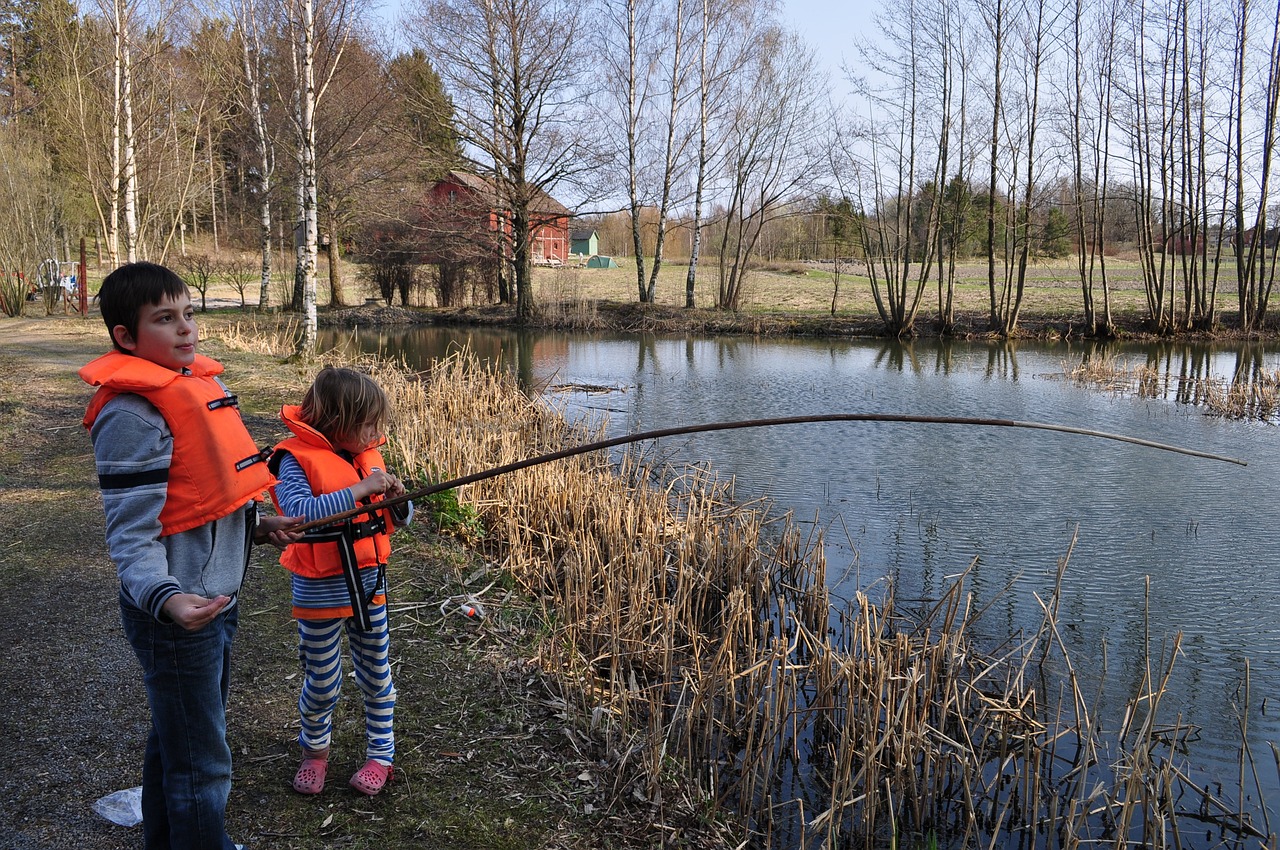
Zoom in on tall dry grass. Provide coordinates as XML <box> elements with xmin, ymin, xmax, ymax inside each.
<box><xmin>1064</xmin><ymin>356</ymin><xmax>1280</xmax><ymax>421</ymax></box>
<box><xmin>374</xmin><ymin>351</ymin><xmax>1272</xmax><ymax>848</ymax></box>
<box><xmin>220</xmin><ymin>318</ymin><xmax>1273</xmax><ymax>848</ymax></box>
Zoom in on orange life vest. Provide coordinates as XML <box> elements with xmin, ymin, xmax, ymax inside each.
<box><xmin>269</xmin><ymin>405</ymin><xmax>394</xmax><ymax>581</ymax></box>
<box><xmin>80</xmin><ymin>350</ymin><xmax>274</xmax><ymax>536</ymax></box>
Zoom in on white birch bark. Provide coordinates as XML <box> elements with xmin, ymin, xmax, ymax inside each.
<box><xmin>683</xmin><ymin>0</ymin><xmax>709</xmax><ymax>307</ymax></box>
<box><xmin>285</xmin><ymin>0</ymin><xmax>351</xmax><ymax>349</ymax></box>
<box><xmin>299</xmin><ymin>0</ymin><xmax>319</xmax><ymax>348</ymax></box>
<box><xmin>108</xmin><ymin>0</ymin><xmax>123</xmax><ymax>264</ymax></box>
<box><xmin>234</xmin><ymin>0</ymin><xmax>274</xmax><ymax>308</ymax></box>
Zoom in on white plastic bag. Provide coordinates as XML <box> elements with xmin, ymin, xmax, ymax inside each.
<box><xmin>93</xmin><ymin>786</ymin><xmax>143</xmax><ymax>827</ymax></box>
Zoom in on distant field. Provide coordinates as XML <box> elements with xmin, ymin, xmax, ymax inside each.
<box><xmin>534</xmin><ymin>257</ymin><xmax>1243</xmax><ymax>321</ymax></box>
<box><xmin>61</xmin><ymin>248</ymin><xmax>1241</xmax><ymax>327</ymax></box>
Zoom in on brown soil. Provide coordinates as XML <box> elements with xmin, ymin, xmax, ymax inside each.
<box><xmin>0</xmin><ymin>316</ymin><xmax>685</xmax><ymax>850</ymax></box>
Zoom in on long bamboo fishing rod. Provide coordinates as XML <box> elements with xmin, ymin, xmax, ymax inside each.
<box><xmin>293</xmin><ymin>413</ymin><xmax>1246</xmax><ymax>533</ymax></box>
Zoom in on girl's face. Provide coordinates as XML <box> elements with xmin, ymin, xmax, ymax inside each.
<box><xmin>334</xmin><ymin>419</ymin><xmax>381</xmax><ymax>455</ymax></box>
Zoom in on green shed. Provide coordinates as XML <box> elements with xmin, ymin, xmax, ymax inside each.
<box><xmin>571</xmin><ymin>228</ymin><xmax>598</xmax><ymax>256</ymax></box>
<box><xmin>586</xmin><ymin>254</ymin><xmax>618</xmax><ymax>269</ymax></box>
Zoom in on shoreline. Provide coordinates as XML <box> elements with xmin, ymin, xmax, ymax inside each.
<box><xmin>316</xmin><ymin>299</ymin><xmax>1280</xmax><ymax>343</ymax></box>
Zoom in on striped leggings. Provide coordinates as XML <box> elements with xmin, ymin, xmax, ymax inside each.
<box><xmin>296</xmin><ymin>603</ymin><xmax>396</xmax><ymax>764</ymax></box>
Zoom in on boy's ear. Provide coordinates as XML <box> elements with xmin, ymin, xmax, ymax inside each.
<box><xmin>111</xmin><ymin>324</ymin><xmax>138</xmax><ymax>352</ymax></box>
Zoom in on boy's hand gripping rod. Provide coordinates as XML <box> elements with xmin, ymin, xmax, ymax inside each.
<box><xmin>293</xmin><ymin>413</ymin><xmax>1247</xmax><ymax>533</ymax></box>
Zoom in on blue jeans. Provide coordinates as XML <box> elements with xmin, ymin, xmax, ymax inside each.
<box><xmin>120</xmin><ymin>593</ymin><xmax>240</xmax><ymax>850</ymax></box>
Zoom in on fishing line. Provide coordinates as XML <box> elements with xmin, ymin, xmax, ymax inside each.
<box><xmin>294</xmin><ymin>413</ymin><xmax>1246</xmax><ymax>532</ymax></box>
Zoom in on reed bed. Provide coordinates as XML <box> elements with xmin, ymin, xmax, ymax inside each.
<box><xmin>220</xmin><ymin>319</ymin><xmax>1274</xmax><ymax>848</ymax></box>
<box><xmin>205</xmin><ymin>313</ymin><xmax>304</xmax><ymax>356</ymax></box>
<box><xmin>374</xmin><ymin>351</ymin><xmax>1274</xmax><ymax>849</ymax></box>
<box><xmin>537</xmin><ymin>267</ymin><xmax>602</xmax><ymax>329</ymax></box>
<box><xmin>1063</xmin><ymin>356</ymin><xmax>1280</xmax><ymax>421</ymax></box>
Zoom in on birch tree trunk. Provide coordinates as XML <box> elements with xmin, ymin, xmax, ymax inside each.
<box><xmin>285</xmin><ymin>0</ymin><xmax>351</xmax><ymax>349</ymax></box>
<box><xmin>683</xmin><ymin>0</ymin><xmax>709</xmax><ymax>308</ymax></box>
<box><xmin>234</xmin><ymin>0</ymin><xmax>274</xmax><ymax>309</ymax></box>
<box><xmin>983</xmin><ymin>0</ymin><xmax>1004</xmax><ymax>330</ymax></box>
<box><xmin>645</xmin><ymin>0</ymin><xmax>687</xmax><ymax>303</ymax></box>
<box><xmin>299</xmin><ymin>0</ymin><xmax>319</xmax><ymax>349</ymax></box>
<box><xmin>121</xmin><ymin>24</ymin><xmax>137</xmax><ymax>261</ymax></box>
<box><xmin>108</xmin><ymin>0</ymin><xmax>123</xmax><ymax>265</ymax></box>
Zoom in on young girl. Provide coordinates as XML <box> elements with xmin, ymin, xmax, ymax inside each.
<box><xmin>269</xmin><ymin>366</ymin><xmax>413</xmax><ymax>796</ymax></box>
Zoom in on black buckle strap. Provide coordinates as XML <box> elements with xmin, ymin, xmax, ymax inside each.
<box><xmin>349</xmin><ymin>510</ymin><xmax>387</xmax><ymax>540</ymax></box>
<box><xmin>207</xmin><ymin>394</ymin><xmax>240</xmax><ymax>411</ymax></box>
<box><xmin>235</xmin><ymin>446</ymin><xmax>273</xmax><ymax>471</ymax></box>
<box><xmin>304</xmin><ymin>522</ymin><xmax>375</xmax><ymax>631</ymax></box>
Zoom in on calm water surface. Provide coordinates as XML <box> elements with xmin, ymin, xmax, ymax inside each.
<box><xmin>326</xmin><ymin>325</ymin><xmax>1280</xmax><ymax>792</ymax></box>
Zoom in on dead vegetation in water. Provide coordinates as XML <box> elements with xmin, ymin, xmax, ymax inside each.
<box><xmin>212</xmin><ymin>317</ymin><xmax>1275</xmax><ymax>849</ymax></box>
<box><xmin>1062</xmin><ymin>356</ymin><xmax>1280</xmax><ymax>421</ymax></box>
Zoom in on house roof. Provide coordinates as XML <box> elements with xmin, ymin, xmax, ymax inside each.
<box><xmin>571</xmin><ymin>229</ymin><xmax>597</xmax><ymax>241</ymax></box>
<box><xmin>439</xmin><ymin>170</ymin><xmax>571</xmax><ymax>218</ymax></box>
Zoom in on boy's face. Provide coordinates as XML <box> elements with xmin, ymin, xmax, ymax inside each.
<box><xmin>111</xmin><ymin>291</ymin><xmax>197</xmax><ymax>372</ymax></box>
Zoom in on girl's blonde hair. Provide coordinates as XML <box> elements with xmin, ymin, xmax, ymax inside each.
<box><xmin>299</xmin><ymin>366</ymin><xmax>390</xmax><ymax>443</ymax></box>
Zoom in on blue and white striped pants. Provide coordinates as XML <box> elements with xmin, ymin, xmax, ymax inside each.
<box><xmin>296</xmin><ymin>603</ymin><xmax>396</xmax><ymax>764</ymax></box>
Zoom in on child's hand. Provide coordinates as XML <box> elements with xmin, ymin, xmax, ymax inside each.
<box><xmin>385</xmin><ymin>472</ymin><xmax>406</xmax><ymax>498</ymax></box>
<box><xmin>163</xmin><ymin>593</ymin><xmax>231</xmax><ymax>631</ymax></box>
<box><xmin>353</xmin><ymin>468</ymin><xmax>395</xmax><ymax>501</ymax></box>
<box><xmin>256</xmin><ymin>514</ymin><xmax>305</xmax><ymax>549</ymax></box>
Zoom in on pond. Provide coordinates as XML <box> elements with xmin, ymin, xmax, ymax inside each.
<box><xmin>324</xmin><ymin>324</ymin><xmax>1280</xmax><ymax>807</ymax></box>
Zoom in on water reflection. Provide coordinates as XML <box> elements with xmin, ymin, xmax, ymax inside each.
<box><xmin>322</xmin><ymin>324</ymin><xmax>1280</xmax><ymax>796</ymax></box>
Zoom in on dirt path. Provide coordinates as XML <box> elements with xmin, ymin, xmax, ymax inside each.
<box><xmin>0</xmin><ymin>317</ymin><xmax>145</xmax><ymax>849</ymax></box>
<box><xmin>0</xmin><ymin>316</ymin><xmax>606</xmax><ymax>850</ymax></box>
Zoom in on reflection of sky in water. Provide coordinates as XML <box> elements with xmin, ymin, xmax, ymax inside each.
<box><xmin>325</xmin><ymin>327</ymin><xmax>1280</xmax><ymax>790</ymax></box>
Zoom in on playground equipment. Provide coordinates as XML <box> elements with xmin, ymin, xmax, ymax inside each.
<box><xmin>34</xmin><ymin>258</ymin><xmax>85</xmax><ymax>313</ymax></box>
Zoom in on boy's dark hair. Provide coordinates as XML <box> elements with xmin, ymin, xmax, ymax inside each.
<box><xmin>98</xmin><ymin>262</ymin><xmax>189</xmax><ymax>353</ymax></box>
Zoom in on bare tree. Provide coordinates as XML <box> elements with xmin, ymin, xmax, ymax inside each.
<box><xmin>1002</xmin><ymin>0</ymin><xmax>1056</xmax><ymax>334</ymax></box>
<box><xmin>1063</xmin><ymin>0</ymin><xmax>1121</xmax><ymax>336</ymax></box>
<box><xmin>406</xmin><ymin>0</ymin><xmax>599</xmax><ymax>321</ymax></box>
<box><xmin>277</xmin><ymin>0</ymin><xmax>357</xmax><ymax>349</ymax></box>
<box><xmin>0</xmin><ymin>122</ymin><xmax>63</xmax><ymax>315</ymax></box>
<box><xmin>712</xmin><ymin>28</ymin><xmax>826</xmax><ymax>310</ymax></box>
<box><xmin>683</xmin><ymin>0</ymin><xmax>759</xmax><ymax>308</ymax></box>
<box><xmin>225</xmin><ymin>254</ymin><xmax>260</xmax><ymax>307</ymax></box>
<box><xmin>976</xmin><ymin>0</ymin><xmax>1008</xmax><ymax>331</ymax></box>
<box><xmin>600</xmin><ymin>0</ymin><xmax>696</xmax><ymax>303</ymax></box>
<box><xmin>1231</xmin><ymin>0</ymin><xmax>1280</xmax><ymax>330</ymax></box>
<box><xmin>230</xmin><ymin>0</ymin><xmax>277</xmax><ymax>309</ymax></box>
<box><xmin>175</xmin><ymin>252</ymin><xmax>218</xmax><ymax>311</ymax></box>
<box><xmin>843</xmin><ymin>0</ymin><xmax>951</xmax><ymax>336</ymax></box>
<box><xmin>316</xmin><ymin>38</ymin><xmax>423</xmax><ymax>307</ymax></box>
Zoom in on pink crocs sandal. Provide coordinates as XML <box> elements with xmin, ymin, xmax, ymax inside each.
<box><xmin>349</xmin><ymin>759</ymin><xmax>393</xmax><ymax>795</ymax></box>
<box><xmin>292</xmin><ymin>747</ymin><xmax>329</xmax><ymax>795</ymax></box>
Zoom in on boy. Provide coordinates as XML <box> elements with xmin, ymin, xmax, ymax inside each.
<box><xmin>80</xmin><ymin>261</ymin><xmax>301</xmax><ymax>850</ymax></box>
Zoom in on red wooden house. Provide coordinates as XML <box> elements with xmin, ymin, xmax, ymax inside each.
<box><xmin>428</xmin><ymin>170</ymin><xmax>571</xmax><ymax>265</ymax></box>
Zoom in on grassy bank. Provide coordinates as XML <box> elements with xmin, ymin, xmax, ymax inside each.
<box><xmin>18</xmin><ymin>252</ymin><xmax>1280</xmax><ymax>341</ymax></box>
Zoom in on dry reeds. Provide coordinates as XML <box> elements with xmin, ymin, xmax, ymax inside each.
<box><xmin>1063</xmin><ymin>356</ymin><xmax>1280</xmax><ymax>421</ymax></box>
<box><xmin>538</xmin><ymin>267</ymin><xmax>602</xmax><ymax>329</ymax></box>
<box><xmin>235</xmin><ymin>332</ymin><xmax>1270</xmax><ymax>849</ymax></box>
<box><xmin>204</xmin><ymin>314</ymin><xmax>302</xmax><ymax>356</ymax></box>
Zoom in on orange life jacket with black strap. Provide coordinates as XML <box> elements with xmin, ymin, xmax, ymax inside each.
<box><xmin>268</xmin><ymin>405</ymin><xmax>394</xmax><ymax>581</ymax></box>
<box><xmin>80</xmin><ymin>351</ymin><xmax>274</xmax><ymax>536</ymax></box>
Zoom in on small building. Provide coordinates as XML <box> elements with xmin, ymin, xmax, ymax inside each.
<box><xmin>571</xmin><ymin>229</ymin><xmax>598</xmax><ymax>257</ymax></box>
<box><xmin>428</xmin><ymin>170</ymin><xmax>572</xmax><ymax>265</ymax></box>
<box><xmin>586</xmin><ymin>254</ymin><xmax>618</xmax><ymax>269</ymax></box>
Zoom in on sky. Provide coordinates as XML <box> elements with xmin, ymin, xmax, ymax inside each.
<box><xmin>782</xmin><ymin>0</ymin><xmax>881</xmax><ymax>102</ymax></box>
<box><xmin>381</xmin><ymin>0</ymin><xmax>882</xmax><ymax>99</ymax></box>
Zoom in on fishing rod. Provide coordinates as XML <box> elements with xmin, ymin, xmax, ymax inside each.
<box><xmin>293</xmin><ymin>413</ymin><xmax>1246</xmax><ymax>533</ymax></box>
